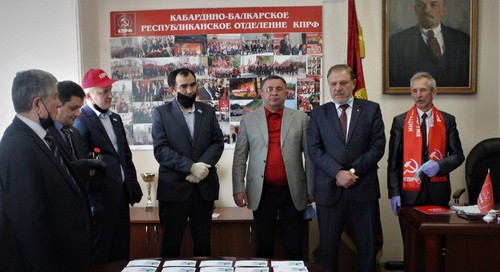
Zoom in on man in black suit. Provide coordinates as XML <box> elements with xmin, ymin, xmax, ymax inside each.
<box><xmin>199</xmin><ymin>82</ymin><xmax>214</xmax><ymax>100</ymax></box>
<box><xmin>389</xmin><ymin>0</ymin><xmax>470</xmax><ymax>87</ymax></box>
<box><xmin>152</xmin><ymin>68</ymin><xmax>224</xmax><ymax>257</ymax></box>
<box><xmin>387</xmin><ymin>72</ymin><xmax>464</xmax><ymax>266</ymax></box>
<box><xmin>0</xmin><ymin>69</ymin><xmax>91</xmax><ymax>271</ymax></box>
<box><xmin>307</xmin><ymin>64</ymin><xmax>385</xmax><ymax>272</ymax></box>
<box><xmin>74</xmin><ymin>68</ymin><xmax>143</xmax><ymax>266</ymax></box>
<box><xmin>54</xmin><ymin>80</ymin><xmax>107</xmax><ymax>199</ymax></box>
<box><xmin>279</xmin><ymin>34</ymin><xmax>291</xmax><ymax>55</ymax></box>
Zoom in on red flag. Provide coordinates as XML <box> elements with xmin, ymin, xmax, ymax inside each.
<box><xmin>347</xmin><ymin>0</ymin><xmax>367</xmax><ymax>100</ymax></box>
<box><xmin>477</xmin><ymin>170</ymin><xmax>494</xmax><ymax>214</ymax></box>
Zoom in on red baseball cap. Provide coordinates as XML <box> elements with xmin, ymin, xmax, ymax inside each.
<box><xmin>82</xmin><ymin>68</ymin><xmax>117</xmax><ymax>89</ymax></box>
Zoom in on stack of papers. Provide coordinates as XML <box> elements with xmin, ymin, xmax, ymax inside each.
<box><xmin>123</xmin><ymin>259</ymin><xmax>161</xmax><ymax>272</ymax></box>
<box><xmin>450</xmin><ymin>205</ymin><xmax>482</xmax><ymax>215</ymax></box>
<box><xmin>162</xmin><ymin>260</ymin><xmax>197</xmax><ymax>272</ymax></box>
<box><xmin>271</xmin><ymin>261</ymin><xmax>308</xmax><ymax>272</ymax></box>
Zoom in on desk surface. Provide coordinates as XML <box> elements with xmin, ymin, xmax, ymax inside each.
<box><xmin>130</xmin><ymin>207</ymin><xmax>254</xmax><ymax>224</ymax></box>
<box><xmin>90</xmin><ymin>258</ymin><xmax>329</xmax><ymax>272</ymax></box>
<box><xmin>400</xmin><ymin>206</ymin><xmax>500</xmax><ymax>235</ymax></box>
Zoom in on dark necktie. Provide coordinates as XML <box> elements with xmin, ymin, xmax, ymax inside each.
<box><xmin>44</xmin><ymin>131</ymin><xmax>80</xmax><ymax>192</ymax></box>
<box><xmin>60</xmin><ymin>126</ymin><xmax>76</xmax><ymax>159</ymax></box>
<box><xmin>421</xmin><ymin>113</ymin><xmax>428</xmax><ymax>162</ymax></box>
<box><xmin>339</xmin><ymin>104</ymin><xmax>349</xmax><ymax>141</ymax></box>
<box><xmin>427</xmin><ymin>30</ymin><xmax>442</xmax><ymax>59</ymax></box>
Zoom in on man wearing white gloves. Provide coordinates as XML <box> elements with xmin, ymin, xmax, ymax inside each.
<box><xmin>152</xmin><ymin>68</ymin><xmax>224</xmax><ymax>257</ymax></box>
<box><xmin>387</xmin><ymin>72</ymin><xmax>464</xmax><ymax>268</ymax></box>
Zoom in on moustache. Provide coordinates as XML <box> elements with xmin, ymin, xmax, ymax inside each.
<box><xmin>415</xmin><ymin>98</ymin><xmax>425</xmax><ymax>103</ymax></box>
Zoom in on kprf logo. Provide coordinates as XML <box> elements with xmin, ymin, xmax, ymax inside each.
<box><xmin>115</xmin><ymin>13</ymin><xmax>135</xmax><ymax>35</ymax></box>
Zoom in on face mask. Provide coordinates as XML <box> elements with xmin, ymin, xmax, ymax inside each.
<box><xmin>93</xmin><ymin>103</ymin><xmax>108</xmax><ymax>114</ymax></box>
<box><xmin>38</xmin><ymin>100</ymin><xmax>55</xmax><ymax>129</ymax></box>
<box><xmin>177</xmin><ymin>92</ymin><xmax>196</xmax><ymax>109</ymax></box>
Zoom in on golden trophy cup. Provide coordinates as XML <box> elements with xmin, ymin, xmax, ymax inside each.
<box><xmin>140</xmin><ymin>172</ymin><xmax>157</xmax><ymax>210</ymax></box>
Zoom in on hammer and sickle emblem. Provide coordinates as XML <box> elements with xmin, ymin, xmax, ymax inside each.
<box><xmin>429</xmin><ymin>149</ymin><xmax>443</xmax><ymax>161</ymax></box>
<box><xmin>403</xmin><ymin>159</ymin><xmax>419</xmax><ymax>174</ymax></box>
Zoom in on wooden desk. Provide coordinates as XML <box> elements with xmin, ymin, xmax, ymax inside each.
<box><xmin>130</xmin><ymin>207</ymin><xmax>309</xmax><ymax>260</ymax></box>
<box><xmin>400</xmin><ymin>206</ymin><xmax>500</xmax><ymax>272</ymax></box>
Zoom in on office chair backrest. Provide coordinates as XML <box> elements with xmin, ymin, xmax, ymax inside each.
<box><xmin>465</xmin><ymin>138</ymin><xmax>500</xmax><ymax>204</ymax></box>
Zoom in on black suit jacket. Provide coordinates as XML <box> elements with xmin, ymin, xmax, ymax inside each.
<box><xmin>389</xmin><ymin>24</ymin><xmax>470</xmax><ymax>87</ymax></box>
<box><xmin>74</xmin><ymin>105</ymin><xmax>142</xmax><ymax>209</ymax></box>
<box><xmin>0</xmin><ymin>117</ymin><xmax>91</xmax><ymax>271</ymax></box>
<box><xmin>307</xmin><ymin>99</ymin><xmax>386</xmax><ymax>205</ymax></box>
<box><xmin>387</xmin><ymin>109</ymin><xmax>464</xmax><ymax>205</ymax></box>
<box><xmin>152</xmin><ymin>101</ymin><xmax>224</xmax><ymax>202</ymax></box>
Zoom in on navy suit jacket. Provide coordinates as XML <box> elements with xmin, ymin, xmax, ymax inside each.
<box><xmin>152</xmin><ymin>100</ymin><xmax>224</xmax><ymax>202</ymax></box>
<box><xmin>0</xmin><ymin>117</ymin><xmax>91</xmax><ymax>271</ymax></box>
<box><xmin>307</xmin><ymin>99</ymin><xmax>386</xmax><ymax>205</ymax></box>
<box><xmin>387</xmin><ymin>109</ymin><xmax>464</xmax><ymax>205</ymax></box>
<box><xmin>74</xmin><ymin>105</ymin><xmax>142</xmax><ymax>209</ymax></box>
<box><xmin>389</xmin><ymin>24</ymin><xmax>470</xmax><ymax>87</ymax></box>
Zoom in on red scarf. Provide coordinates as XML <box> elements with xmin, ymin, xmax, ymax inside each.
<box><xmin>402</xmin><ymin>106</ymin><xmax>447</xmax><ymax>191</ymax></box>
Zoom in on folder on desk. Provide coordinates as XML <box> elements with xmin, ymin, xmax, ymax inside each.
<box><xmin>451</xmin><ymin>205</ymin><xmax>483</xmax><ymax>220</ymax></box>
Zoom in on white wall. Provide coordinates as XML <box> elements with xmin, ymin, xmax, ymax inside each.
<box><xmin>0</xmin><ymin>0</ymin><xmax>498</xmax><ymax>264</ymax></box>
<box><xmin>0</xmin><ymin>0</ymin><xmax>80</xmax><ymax>135</ymax></box>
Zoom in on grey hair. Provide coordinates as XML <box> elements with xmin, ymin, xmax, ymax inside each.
<box><xmin>12</xmin><ymin>69</ymin><xmax>57</xmax><ymax>113</ymax></box>
<box><xmin>410</xmin><ymin>72</ymin><xmax>437</xmax><ymax>90</ymax></box>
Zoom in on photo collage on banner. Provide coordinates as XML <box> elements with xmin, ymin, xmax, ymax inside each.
<box><xmin>110</xmin><ymin>6</ymin><xmax>323</xmax><ymax>149</ymax></box>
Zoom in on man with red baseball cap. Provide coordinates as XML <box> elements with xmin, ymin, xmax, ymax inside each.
<box><xmin>74</xmin><ymin>68</ymin><xmax>143</xmax><ymax>267</ymax></box>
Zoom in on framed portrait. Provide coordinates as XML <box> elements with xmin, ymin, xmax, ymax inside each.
<box><xmin>383</xmin><ymin>0</ymin><xmax>478</xmax><ymax>94</ymax></box>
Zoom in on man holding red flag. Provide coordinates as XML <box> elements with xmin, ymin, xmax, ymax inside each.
<box><xmin>478</xmin><ymin>169</ymin><xmax>494</xmax><ymax>214</ymax></box>
<box><xmin>387</xmin><ymin>72</ymin><xmax>464</xmax><ymax>268</ymax></box>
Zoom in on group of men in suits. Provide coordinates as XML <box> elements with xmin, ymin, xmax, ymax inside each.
<box><xmin>0</xmin><ymin>63</ymin><xmax>463</xmax><ymax>272</ymax></box>
<box><xmin>0</xmin><ymin>68</ymin><xmax>143</xmax><ymax>271</ymax></box>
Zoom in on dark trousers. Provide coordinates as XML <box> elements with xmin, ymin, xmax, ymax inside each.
<box><xmin>159</xmin><ymin>185</ymin><xmax>214</xmax><ymax>257</ymax></box>
<box><xmin>317</xmin><ymin>192</ymin><xmax>377</xmax><ymax>272</ymax></box>
<box><xmin>89</xmin><ymin>185</ymin><xmax>130</xmax><ymax>267</ymax></box>
<box><xmin>253</xmin><ymin>183</ymin><xmax>304</xmax><ymax>260</ymax></box>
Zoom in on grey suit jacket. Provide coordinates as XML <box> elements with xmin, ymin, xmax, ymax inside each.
<box><xmin>232</xmin><ymin>107</ymin><xmax>315</xmax><ymax>211</ymax></box>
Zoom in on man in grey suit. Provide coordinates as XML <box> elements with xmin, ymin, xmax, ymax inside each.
<box><xmin>308</xmin><ymin>65</ymin><xmax>385</xmax><ymax>272</ymax></box>
<box><xmin>232</xmin><ymin>75</ymin><xmax>314</xmax><ymax>260</ymax></box>
<box><xmin>152</xmin><ymin>68</ymin><xmax>224</xmax><ymax>257</ymax></box>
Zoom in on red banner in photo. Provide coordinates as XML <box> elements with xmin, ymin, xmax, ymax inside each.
<box><xmin>111</xmin><ymin>6</ymin><xmax>322</xmax><ymax>37</ymax></box>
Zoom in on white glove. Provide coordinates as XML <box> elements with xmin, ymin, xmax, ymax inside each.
<box><xmin>190</xmin><ymin>162</ymin><xmax>211</xmax><ymax>180</ymax></box>
<box><xmin>186</xmin><ymin>174</ymin><xmax>201</xmax><ymax>183</ymax></box>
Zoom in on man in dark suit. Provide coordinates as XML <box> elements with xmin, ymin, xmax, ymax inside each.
<box><xmin>54</xmin><ymin>80</ymin><xmax>107</xmax><ymax>199</ymax></box>
<box><xmin>389</xmin><ymin>0</ymin><xmax>470</xmax><ymax>87</ymax></box>
<box><xmin>74</xmin><ymin>68</ymin><xmax>143</xmax><ymax>266</ymax></box>
<box><xmin>0</xmin><ymin>69</ymin><xmax>91</xmax><ymax>271</ymax></box>
<box><xmin>279</xmin><ymin>34</ymin><xmax>291</xmax><ymax>55</ymax></box>
<box><xmin>387</xmin><ymin>72</ymin><xmax>464</xmax><ymax>267</ymax></box>
<box><xmin>307</xmin><ymin>64</ymin><xmax>385</xmax><ymax>272</ymax></box>
<box><xmin>199</xmin><ymin>82</ymin><xmax>214</xmax><ymax>100</ymax></box>
<box><xmin>152</xmin><ymin>68</ymin><xmax>224</xmax><ymax>257</ymax></box>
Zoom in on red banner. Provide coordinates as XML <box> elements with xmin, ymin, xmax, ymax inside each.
<box><xmin>111</xmin><ymin>6</ymin><xmax>322</xmax><ymax>37</ymax></box>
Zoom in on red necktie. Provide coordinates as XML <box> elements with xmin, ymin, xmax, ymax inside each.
<box><xmin>427</xmin><ymin>30</ymin><xmax>442</xmax><ymax>59</ymax></box>
<box><xmin>339</xmin><ymin>104</ymin><xmax>349</xmax><ymax>141</ymax></box>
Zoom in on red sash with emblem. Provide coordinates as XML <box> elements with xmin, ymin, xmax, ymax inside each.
<box><xmin>402</xmin><ymin>106</ymin><xmax>447</xmax><ymax>191</ymax></box>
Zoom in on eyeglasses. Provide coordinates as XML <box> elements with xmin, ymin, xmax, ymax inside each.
<box><xmin>263</xmin><ymin>86</ymin><xmax>286</xmax><ymax>93</ymax></box>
